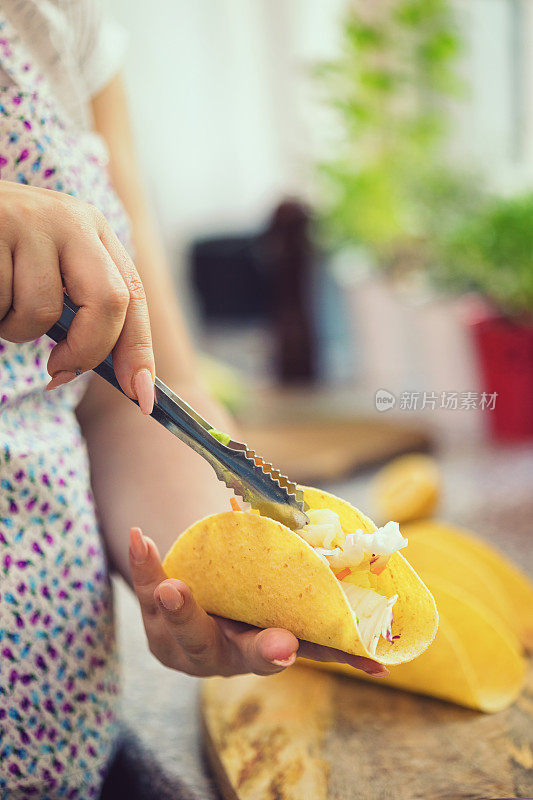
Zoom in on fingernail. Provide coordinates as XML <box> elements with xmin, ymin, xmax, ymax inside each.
<box><xmin>368</xmin><ymin>667</ymin><xmax>389</xmax><ymax>678</ymax></box>
<box><xmin>270</xmin><ymin>652</ymin><xmax>297</xmax><ymax>668</ymax></box>
<box><xmin>46</xmin><ymin>371</ymin><xmax>76</xmax><ymax>391</ymax></box>
<box><xmin>158</xmin><ymin>582</ymin><xmax>184</xmax><ymax>612</ymax></box>
<box><xmin>133</xmin><ymin>369</ymin><xmax>154</xmax><ymax>415</ymax></box>
<box><xmin>130</xmin><ymin>528</ymin><xmax>148</xmax><ymax>564</ymax></box>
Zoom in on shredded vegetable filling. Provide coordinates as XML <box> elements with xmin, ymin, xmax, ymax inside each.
<box><xmin>299</xmin><ymin>509</ymin><xmax>407</xmax><ymax>654</ymax></box>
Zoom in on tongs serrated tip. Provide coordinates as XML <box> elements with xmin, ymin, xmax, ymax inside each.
<box><xmin>224</xmin><ymin>439</ymin><xmax>308</xmax><ymax>528</ymax></box>
<box><xmin>207</xmin><ymin>437</ymin><xmax>309</xmax><ymax>530</ymax></box>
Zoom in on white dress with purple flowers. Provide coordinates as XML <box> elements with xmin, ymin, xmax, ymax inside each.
<box><xmin>0</xmin><ymin>4</ymin><xmax>132</xmax><ymax>798</ymax></box>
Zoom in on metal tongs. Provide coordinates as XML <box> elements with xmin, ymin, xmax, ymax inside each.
<box><xmin>47</xmin><ymin>296</ymin><xmax>309</xmax><ymax>531</ymax></box>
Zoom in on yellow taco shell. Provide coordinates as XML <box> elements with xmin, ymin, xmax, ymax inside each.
<box><xmin>402</xmin><ymin>519</ymin><xmax>533</xmax><ymax>651</ymax></box>
<box><xmin>315</xmin><ymin>574</ymin><xmax>526</xmax><ymax>712</ymax></box>
<box><xmin>374</xmin><ymin>454</ymin><xmax>441</xmax><ymax>524</ymax></box>
<box><xmin>401</xmin><ymin>535</ymin><xmax>517</xmax><ymax>637</ymax></box>
<box><xmin>163</xmin><ymin>486</ymin><xmax>438</xmax><ymax>666</ymax></box>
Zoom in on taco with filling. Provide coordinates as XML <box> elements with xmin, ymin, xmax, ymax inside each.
<box><xmin>317</xmin><ymin>575</ymin><xmax>526</xmax><ymax>712</ymax></box>
<box><xmin>163</xmin><ymin>486</ymin><xmax>438</xmax><ymax>665</ymax></box>
<box><xmin>310</xmin><ymin>524</ymin><xmax>529</xmax><ymax>711</ymax></box>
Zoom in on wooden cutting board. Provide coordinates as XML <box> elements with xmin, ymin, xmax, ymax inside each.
<box><xmin>239</xmin><ymin>419</ymin><xmax>431</xmax><ymax>484</ymax></box>
<box><xmin>202</xmin><ymin>664</ymin><xmax>533</xmax><ymax>800</ymax></box>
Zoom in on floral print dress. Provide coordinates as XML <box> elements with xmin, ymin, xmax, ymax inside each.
<box><xmin>0</xmin><ymin>13</ymin><xmax>132</xmax><ymax>800</ymax></box>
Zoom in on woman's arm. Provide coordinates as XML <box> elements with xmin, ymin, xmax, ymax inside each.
<box><xmin>77</xmin><ymin>74</ymin><xmax>233</xmax><ymax>582</ymax></box>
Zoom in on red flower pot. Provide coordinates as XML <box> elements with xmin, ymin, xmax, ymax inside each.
<box><xmin>470</xmin><ymin>312</ymin><xmax>533</xmax><ymax>441</ymax></box>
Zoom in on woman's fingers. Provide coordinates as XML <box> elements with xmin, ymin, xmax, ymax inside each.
<box><xmin>129</xmin><ymin>528</ymin><xmax>298</xmax><ymax>676</ymax></box>
<box><xmin>154</xmin><ymin>579</ymin><xmax>225</xmax><ymax>674</ymax></box>
<box><xmin>154</xmin><ymin>584</ymin><xmax>299</xmax><ymax>677</ymax></box>
<box><xmin>129</xmin><ymin>527</ymin><xmax>221</xmax><ymax>673</ymax></box>
<box><xmin>216</xmin><ymin>618</ymin><xmax>299</xmax><ymax>676</ymax></box>
<box><xmin>296</xmin><ymin>640</ymin><xmax>389</xmax><ymax>676</ymax></box>
<box><xmin>129</xmin><ymin>529</ymin><xmax>227</xmax><ymax>677</ymax></box>
<box><xmin>129</xmin><ymin>528</ymin><xmax>167</xmax><ymax>621</ymax></box>
<box><xmin>0</xmin><ymin>234</ymin><xmax>63</xmax><ymax>342</ymax></box>
<box><xmin>47</xmin><ymin>232</ymin><xmax>129</xmax><ymax>380</ymax></box>
<box><xmin>218</xmin><ymin>624</ymin><xmax>386</xmax><ymax>676</ymax></box>
<box><xmin>99</xmin><ymin>223</ymin><xmax>155</xmax><ymax>413</ymax></box>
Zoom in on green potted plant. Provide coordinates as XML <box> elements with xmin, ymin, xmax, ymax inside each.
<box><xmin>316</xmin><ymin>0</ymin><xmax>478</xmax><ymax>271</ymax></box>
<box><xmin>436</xmin><ymin>194</ymin><xmax>533</xmax><ymax>440</ymax></box>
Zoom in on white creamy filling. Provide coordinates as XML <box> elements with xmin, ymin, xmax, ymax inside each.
<box><xmin>300</xmin><ymin>511</ymin><xmax>407</xmax><ymax>565</ymax></box>
<box><xmin>342</xmin><ymin>584</ymin><xmax>398</xmax><ymax>655</ymax></box>
<box><xmin>299</xmin><ymin>508</ymin><xmax>344</xmax><ymax>548</ymax></box>
<box><xmin>300</xmin><ymin>509</ymin><xmax>406</xmax><ymax>652</ymax></box>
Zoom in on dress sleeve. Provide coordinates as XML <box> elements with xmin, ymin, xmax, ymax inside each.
<box><xmin>77</xmin><ymin>2</ymin><xmax>128</xmax><ymax>98</ymax></box>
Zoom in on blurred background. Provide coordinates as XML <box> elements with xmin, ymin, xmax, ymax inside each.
<box><xmin>101</xmin><ymin>4</ymin><xmax>533</xmax><ymax>795</ymax></box>
<box><xmin>109</xmin><ymin>0</ymin><xmax>533</xmax><ymax>480</ymax></box>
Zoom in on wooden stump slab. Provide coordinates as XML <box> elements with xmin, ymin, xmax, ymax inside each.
<box><xmin>202</xmin><ymin>663</ymin><xmax>533</xmax><ymax>800</ymax></box>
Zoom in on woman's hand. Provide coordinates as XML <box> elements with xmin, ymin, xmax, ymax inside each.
<box><xmin>0</xmin><ymin>180</ymin><xmax>155</xmax><ymax>412</ymax></box>
<box><xmin>129</xmin><ymin>527</ymin><xmax>389</xmax><ymax>678</ymax></box>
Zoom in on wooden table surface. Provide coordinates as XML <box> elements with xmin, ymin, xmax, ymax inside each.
<box><xmin>115</xmin><ymin>440</ymin><xmax>533</xmax><ymax>799</ymax></box>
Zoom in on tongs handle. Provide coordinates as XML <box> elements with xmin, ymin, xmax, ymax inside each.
<box><xmin>46</xmin><ymin>296</ymin><xmax>217</xmax><ymax>454</ymax></box>
<box><xmin>47</xmin><ymin>295</ymin><xmax>122</xmax><ymax>392</ymax></box>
